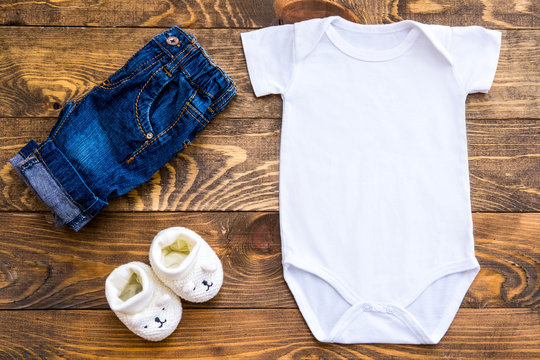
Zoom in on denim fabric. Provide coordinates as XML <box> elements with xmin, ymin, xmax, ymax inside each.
<box><xmin>10</xmin><ymin>26</ymin><xmax>237</xmax><ymax>231</ymax></box>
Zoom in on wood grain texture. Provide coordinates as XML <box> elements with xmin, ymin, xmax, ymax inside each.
<box><xmin>1</xmin><ymin>118</ymin><xmax>538</xmax><ymax>212</ymax></box>
<box><xmin>0</xmin><ymin>27</ymin><xmax>538</xmax><ymax>120</ymax></box>
<box><xmin>0</xmin><ymin>212</ymin><xmax>537</xmax><ymax>310</ymax></box>
<box><xmin>274</xmin><ymin>0</ymin><xmax>364</xmax><ymax>24</ymax></box>
<box><xmin>0</xmin><ymin>0</ymin><xmax>538</xmax><ymax>29</ymax></box>
<box><xmin>0</xmin><ymin>1</ymin><xmax>537</xmax><ymax>359</ymax></box>
<box><xmin>0</xmin><ymin>308</ymin><xmax>538</xmax><ymax>359</ymax></box>
<box><xmin>0</xmin><ymin>0</ymin><xmax>276</xmax><ymax>28</ymax></box>
<box><xmin>385</xmin><ymin>0</ymin><xmax>539</xmax><ymax>28</ymax></box>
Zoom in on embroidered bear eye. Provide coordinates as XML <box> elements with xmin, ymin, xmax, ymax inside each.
<box><xmin>144</xmin><ymin>325</ymin><xmax>148</xmax><ymax>328</ymax></box>
<box><xmin>162</xmin><ymin>307</ymin><xmax>165</xmax><ymax>311</ymax></box>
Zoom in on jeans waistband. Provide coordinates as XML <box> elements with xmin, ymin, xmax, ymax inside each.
<box><xmin>153</xmin><ymin>26</ymin><xmax>198</xmax><ymax>67</ymax></box>
<box><xmin>152</xmin><ymin>26</ymin><xmax>236</xmax><ymax>102</ymax></box>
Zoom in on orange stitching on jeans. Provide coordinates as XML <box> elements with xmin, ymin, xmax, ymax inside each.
<box><xmin>159</xmin><ymin>42</ymin><xmax>173</xmax><ymax>58</ymax></box>
<box><xmin>134</xmin><ymin>45</ymin><xmax>195</xmax><ymax>137</ymax></box>
<box><xmin>34</xmin><ymin>148</ymin><xmax>85</xmax><ymax>210</ymax></box>
<box><xmin>162</xmin><ymin>44</ymin><xmax>191</xmax><ymax>75</ymax></box>
<box><xmin>170</xmin><ymin>44</ymin><xmax>191</xmax><ymax>61</ymax></box>
<box><xmin>37</xmin><ymin>138</ymin><xmax>52</xmax><ymax>151</ymax></box>
<box><xmin>208</xmin><ymin>85</ymin><xmax>235</xmax><ymax>112</ymax></box>
<box><xmin>178</xmin><ymin>35</ymin><xmax>237</xmax><ymax>111</ymax></box>
<box><xmin>219</xmin><ymin>86</ymin><xmax>236</xmax><ymax>107</ymax></box>
<box><xmin>103</xmin><ymin>52</ymin><xmax>163</xmax><ymax>85</ymax></box>
<box><xmin>35</xmin><ymin>146</ymin><xmax>101</xmax><ymax>224</ymax></box>
<box><xmin>179</xmin><ymin>66</ymin><xmax>212</xmax><ymax>98</ymax></box>
<box><xmin>168</xmin><ymin>47</ymin><xmax>195</xmax><ymax>74</ymax></box>
<box><xmin>187</xmin><ymin>102</ymin><xmax>209</xmax><ymax>124</ymax></box>
<box><xmin>98</xmin><ymin>59</ymin><xmax>162</xmax><ymax>89</ymax></box>
<box><xmin>186</xmin><ymin>107</ymin><xmax>206</xmax><ymax>127</ymax></box>
<box><xmin>134</xmin><ymin>64</ymin><xmax>167</xmax><ymax>137</ymax></box>
<box><xmin>127</xmin><ymin>91</ymin><xmax>197</xmax><ymax>164</ymax></box>
<box><xmin>132</xmin><ymin>52</ymin><xmax>163</xmax><ymax>72</ymax></box>
<box><xmin>183</xmin><ymin>35</ymin><xmax>237</xmax><ymax>90</ymax></box>
<box><xmin>135</xmin><ymin>41</ymin><xmax>195</xmax><ymax>135</ymax></box>
<box><xmin>98</xmin><ymin>54</ymin><xmax>165</xmax><ymax>89</ymax></box>
<box><xmin>169</xmin><ymin>41</ymin><xmax>215</xmax><ymax>99</ymax></box>
<box><xmin>160</xmin><ymin>46</ymin><xmax>174</xmax><ymax>57</ymax></box>
<box><xmin>216</xmin><ymin>85</ymin><xmax>235</xmax><ymax>104</ymax></box>
<box><xmin>207</xmin><ymin>84</ymin><xmax>235</xmax><ymax>114</ymax></box>
<box><xmin>51</xmin><ymin>101</ymin><xmax>78</xmax><ymax>140</ymax></box>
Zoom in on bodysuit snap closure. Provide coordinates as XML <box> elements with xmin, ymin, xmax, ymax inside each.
<box><xmin>166</xmin><ymin>36</ymin><xmax>179</xmax><ymax>46</ymax></box>
<box><xmin>362</xmin><ymin>303</ymin><xmax>372</xmax><ymax>312</ymax></box>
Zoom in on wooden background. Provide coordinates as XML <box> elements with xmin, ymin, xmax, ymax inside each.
<box><xmin>0</xmin><ymin>0</ymin><xmax>538</xmax><ymax>358</ymax></box>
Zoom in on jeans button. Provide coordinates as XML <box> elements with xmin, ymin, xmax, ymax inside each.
<box><xmin>166</xmin><ymin>36</ymin><xmax>179</xmax><ymax>46</ymax></box>
<box><xmin>146</xmin><ymin>132</ymin><xmax>154</xmax><ymax>140</ymax></box>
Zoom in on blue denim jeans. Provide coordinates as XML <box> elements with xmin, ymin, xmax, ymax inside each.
<box><xmin>10</xmin><ymin>26</ymin><xmax>237</xmax><ymax>231</ymax></box>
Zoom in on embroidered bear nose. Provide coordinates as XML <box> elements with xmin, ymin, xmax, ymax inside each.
<box><xmin>202</xmin><ymin>280</ymin><xmax>213</xmax><ymax>291</ymax></box>
<box><xmin>154</xmin><ymin>317</ymin><xmax>167</xmax><ymax>328</ymax></box>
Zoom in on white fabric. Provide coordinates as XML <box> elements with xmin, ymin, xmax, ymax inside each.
<box><xmin>105</xmin><ymin>262</ymin><xmax>182</xmax><ymax>341</ymax></box>
<box><xmin>241</xmin><ymin>16</ymin><xmax>501</xmax><ymax>344</ymax></box>
<box><xmin>150</xmin><ymin>227</ymin><xmax>223</xmax><ymax>303</ymax></box>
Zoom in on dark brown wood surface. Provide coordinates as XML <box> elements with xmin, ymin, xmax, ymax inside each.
<box><xmin>0</xmin><ymin>0</ymin><xmax>537</xmax><ymax>28</ymax></box>
<box><xmin>1</xmin><ymin>118</ymin><xmax>538</xmax><ymax>212</ymax></box>
<box><xmin>0</xmin><ymin>212</ymin><xmax>538</xmax><ymax>310</ymax></box>
<box><xmin>0</xmin><ymin>309</ymin><xmax>538</xmax><ymax>359</ymax></box>
<box><xmin>0</xmin><ymin>28</ymin><xmax>538</xmax><ymax>120</ymax></box>
<box><xmin>0</xmin><ymin>0</ymin><xmax>538</xmax><ymax>358</ymax></box>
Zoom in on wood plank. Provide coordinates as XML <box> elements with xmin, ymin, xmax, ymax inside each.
<box><xmin>1</xmin><ymin>118</ymin><xmax>538</xmax><ymax>212</ymax></box>
<box><xmin>385</xmin><ymin>0</ymin><xmax>540</xmax><ymax>29</ymax></box>
<box><xmin>0</xmin><ymin>212</ymin><xmax>537</xmax><ymax>310</ymax></box>
<box><xmin>0</xmin><ymin>0</ymin><xmax>277</xmax><ymax>28</ymax></box>
<box><xmin>0</xmin><ymin>116</ymin><xmax>280</xmax><ymax>212</ymax></box>
<box><xmin>0</xmin><ymin>309</ymin><xmax>537</xmax><ymax>359</ymax></box>
<box><xmin>0</xmin><ymin>27</ymin><xmax>538</xmax><ymax>120</ymax></box>
<box><xmin>466</xmin><ymin>119</ymin><xmax>540</xmax><ymax>212</ymax></box>
<box><xmin>0</xmin><ymin>0</ymin><xmax>537</xmax><ymax>29</ymax></box>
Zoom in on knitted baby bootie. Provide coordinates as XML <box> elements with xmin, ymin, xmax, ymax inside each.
<box><xmin>105</xmin><ymin>261</ymin><xmax>182</xmax><ymax>341</ymax></box>
<box><xmin>149</xmin><ymin>227</ymin><xmax>223</xmax><ymax>303</ymax></box>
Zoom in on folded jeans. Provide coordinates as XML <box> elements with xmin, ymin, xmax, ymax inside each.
<box><xmin>10</xmin><ymin>26</ymin><xmax>237</xmax><ymax>231</ymax></box>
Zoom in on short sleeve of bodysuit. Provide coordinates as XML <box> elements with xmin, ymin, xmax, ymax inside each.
<box><xmin>240</xmin><ymin>24</ymin><xmax>295</xmax><ymax>96</ymax></box>
<box><xmin>449</xmin><ymin>26</ymin><xmax>502</xmax><ymax>93</ymax></box>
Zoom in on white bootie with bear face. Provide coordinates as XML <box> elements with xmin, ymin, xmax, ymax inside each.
<box><xmin>149</xmin><ymin>227</ymin><xmax>223</xmax><ymax>303</ymax></box>
<box><xmin>105</xmin><ymin>262</ymin><xmax>182</xmax><ymax>341</ymax></box>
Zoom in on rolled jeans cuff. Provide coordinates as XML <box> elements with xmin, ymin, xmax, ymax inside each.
<box><xmin>9</xmin><ymin>139</ymin><xmax>107</xmax><ymax>231</ymax></box>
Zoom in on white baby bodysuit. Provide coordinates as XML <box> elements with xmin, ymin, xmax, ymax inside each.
<box><xmin>241</xmin><ymin>16</ymin><xmax>501</xmax><ymax>344</ymax></box>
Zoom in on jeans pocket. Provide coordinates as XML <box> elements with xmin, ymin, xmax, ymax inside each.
<box><xmin>99</xmin><ymin>52</ymin><xmax>166</xmax><ymax>89</ymax></box>
<box><xmin>124</xmin><ymin>69</ymin><xmax>211</xmax><ymax>164</ymax></box>
<box><xmin>136</xmin><ymin>67</ymin><xmax>212</xmax><ymax>136</ymax></box>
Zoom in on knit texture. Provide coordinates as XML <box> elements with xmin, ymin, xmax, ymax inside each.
<box><xmin>150</xmin><ymin>227</ymin><xmax>223</xmax><ymax>303</ymax></box>
<box><xmin>105</xmin><ymin>262</ymin><xmax>182</xmax><ymax>341</ymax></box>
